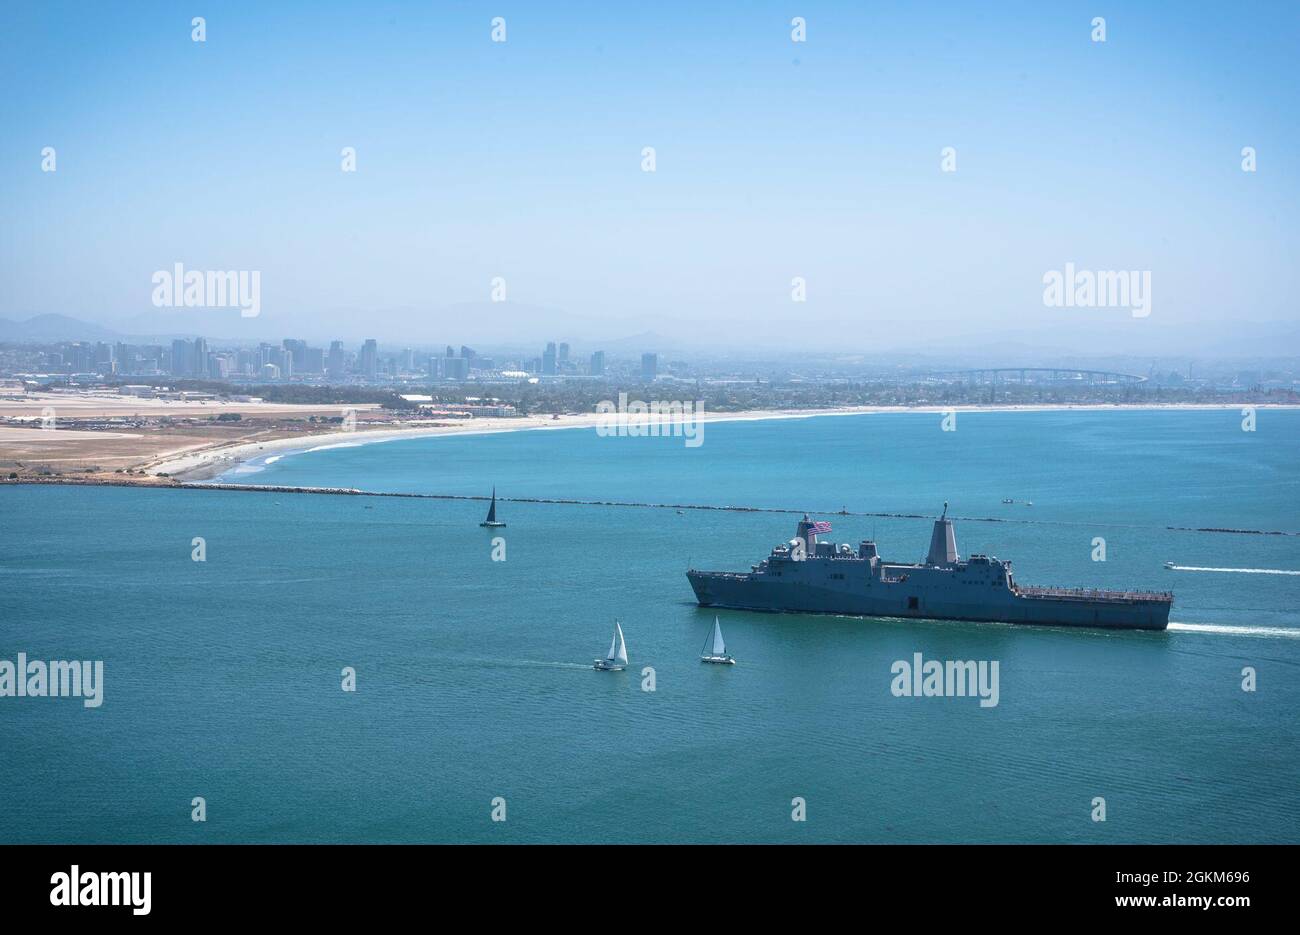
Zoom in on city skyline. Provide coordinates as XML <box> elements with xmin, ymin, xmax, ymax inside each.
<box><xmin>2</xmin><ymin>331</ymin><xmax>644</xmax><ymax>384</ymax></box>
<box><xmin>5</xmin><ymin>327</ymin><xmax>1295</xmax><ymax>395</ymax></box>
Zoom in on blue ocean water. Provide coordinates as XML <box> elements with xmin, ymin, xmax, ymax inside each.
<box><xmin>2</xmin><ymin>409</ymin><xmax>1298</xmax><ymax>843</ymax></box>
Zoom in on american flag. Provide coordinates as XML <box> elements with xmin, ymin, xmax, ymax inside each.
<box><xmin>808</xmin><ymin>521</ymin><xmax>832</xmax><ymax>534</ymax></box>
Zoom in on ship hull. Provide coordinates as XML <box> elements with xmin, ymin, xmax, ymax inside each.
<box><xmin>687</xmin><ymin>571</ymin><xmax>1171</xmax><ymax>631</ymax></box>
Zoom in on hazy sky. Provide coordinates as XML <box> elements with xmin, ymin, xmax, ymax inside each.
<box><xmin>1</xmin><ymin>1</ymin><xmax>1297</xmax><ymax>354</ymax></box>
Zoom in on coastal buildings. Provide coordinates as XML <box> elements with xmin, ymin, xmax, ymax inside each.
<box><xmin>6</xmin><ymin>328</ymin><xmax>1294</xmax><ymax>408</ymax></box>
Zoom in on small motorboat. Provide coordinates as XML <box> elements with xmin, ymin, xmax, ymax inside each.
<box><xmin>1164</xmin><ymin>561</ymin><xmax>1176</xmax><ymax>570</ymax></box>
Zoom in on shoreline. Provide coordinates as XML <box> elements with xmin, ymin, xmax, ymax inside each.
<box><xmin>144</xmin><ymin>402</ymin><xmax>1298</xmax><ymax>482</ymax></box>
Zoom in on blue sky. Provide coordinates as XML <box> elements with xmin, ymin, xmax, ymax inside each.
<box><xmin>1</xmin><ymin>1</ymin><xmax>1297</xmax><ymax>353</ymax></box>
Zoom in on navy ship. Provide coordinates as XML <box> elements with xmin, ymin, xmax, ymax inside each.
<box><xmin>687</xmin><ymin>507</ymin><xmax>1172</xmax><ymax>631</ymax></box>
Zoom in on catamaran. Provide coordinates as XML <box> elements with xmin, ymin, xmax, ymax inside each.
<box><xmin>700</xmin><ymin>616</ymin><xmax>735</xmax><ymax>665</ymax></box>
<box><xmin>479</xmin><ymin>487</ymin><xmax>506</xmax><ymax>528</ymax></box>
<box><xmin>594</xmin><ymin>621</ymin><xmax>628</xmax><ymax>671</ymax></box>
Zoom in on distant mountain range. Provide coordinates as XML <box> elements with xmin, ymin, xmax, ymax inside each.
<box><xmin>0</xmin><ymin>314</ymin><xmax>125</xmax><ymax>343</ymax></box>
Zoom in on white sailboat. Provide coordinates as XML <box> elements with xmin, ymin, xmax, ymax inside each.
<box><xmin>593</xmin><ymin>621</ymin><xmax>628</xmax><ymax>671</ymax></box>
<box><xmin>700</xmin><ymin>616</ymin><xmax>735</xmax><ymax>665</ymax></box>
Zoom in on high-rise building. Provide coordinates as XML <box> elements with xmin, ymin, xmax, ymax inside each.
<box><xmin>171</xmin><ymin>339</ymin><xmax>191</xmax><ymax>377</ymax></box>
<box><xmin>192</xmin><ymin>337</ymin><xmax>209</xmax><ymax>378</ymax></box>
<box><xmin>558</xmin><ymin>342</ymin><xmax>570</xmax><ymax>363</ymax></box>
<box><xmin>641</xmin><ymin>352</ymin><xmax>658</xmax><ymax>381</ymax></box>
<box><xmin>589</xmin><ymin>351</ymin><xmax>605</xmax><ymax>376</ymax></box>
<box><xmin>444</xmin><ymin>357</ymin><xmax>469</xmax><ymax>381</ymax></box>
<box><xmin>94</xmin><ymin>342</ymin><xmax>114</xmax><ymax>374</ymax></box>
<box><xmin>142</xmin><ymin>344</ymin><xmax>164</xmax><ymax>374</ymax></box>
<box><xmin>283</xmin><ymin>339</ymin><xmax>320</xmax><ymax>375</ymax></box>
<box><xmin>360</xmin><ymin>339</ymin><xmax>378</xmax><ymax>380</ymax></box>
<box><xmin>542</xmin><ymin>342</ymin><xmax>557</xmax><ymax>376</ymax></box>
<box><xmin>327</xmin><ymin>341</ymin><xmax>345</xmax><ymax>379</ymax></box>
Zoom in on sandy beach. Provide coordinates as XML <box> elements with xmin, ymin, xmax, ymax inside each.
<box><xmin>3</xmin><ymin>395</ymin><xmax>1294</xmax><ymax>485</ymax></box>
<box><xmin>143</xmin><ymin>402</ymin><xmax>1298</xmax><ymax>482</ymax></box>
<box><xmin>143</xmin><ymin>407</ymin><xmax>856</xmax><ymax>480</ymax></box>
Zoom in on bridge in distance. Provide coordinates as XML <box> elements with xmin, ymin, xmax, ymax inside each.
<box><xmin>926</xmin><ymin>367</ymin><xmax>1148</xmax><ymax>385</ymax></box>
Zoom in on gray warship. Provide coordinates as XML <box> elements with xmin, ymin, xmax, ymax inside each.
<box><xmin>686</xmin><ymin>508</ymin><xmax>1172</xmax><ymax>630</ymax></box>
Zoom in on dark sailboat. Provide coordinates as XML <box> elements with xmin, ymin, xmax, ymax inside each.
<box><xmin>480</xmin><ymin>487</ymin><xmax>506</xmax><ymax>528</ymax></box>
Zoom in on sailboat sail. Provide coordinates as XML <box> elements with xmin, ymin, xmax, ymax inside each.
<box><xmin>614</xmin><ymin>623</ymin><xmax>628</xmax><ymax>665</ymax></box>
<box><xmin>711</xmin><ymin>617</ymin><xmax>726</xmax><ymax>655</ymax></box>
<box><xmin>606</xmin><ymin>629</ymin><xmax>618</xmax><ymax>661</ymax></box>
<box><xmin>485</xmin><ymin>488</ymin><xmax>497</xmax><ymax>523</ymax></box>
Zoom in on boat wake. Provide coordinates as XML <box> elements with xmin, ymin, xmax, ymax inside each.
<box><xmin>453</xmin><ymin>658</ymin><xmax>593</xmax><ymax>671</ymax></box>
<box><xmin>1168</xmin><ymin>621</ymin><xmax>1300</xmax><ymax>639</ymax></box>
<box><xmin>1166</xmin><ymin>565</ymin><xmax>1300</xmax><ymax>575</ymax></box>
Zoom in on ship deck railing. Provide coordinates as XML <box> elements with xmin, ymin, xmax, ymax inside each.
<box><xmin>1015</xmin><ymin>585</ymin><xmax>1173</xmax><ymax>603</ymax></box>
